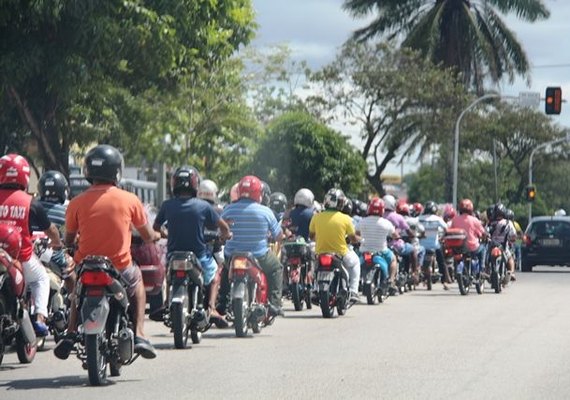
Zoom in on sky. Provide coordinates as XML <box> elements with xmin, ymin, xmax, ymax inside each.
<box><xmin>250</xmin><ymin>0</ymin><xmax>570</xmax><ymax>175</ymax></box>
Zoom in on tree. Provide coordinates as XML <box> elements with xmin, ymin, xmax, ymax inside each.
<box><xmin>342</xmin><ymin>0</ymin><xmax>550</xmax><ymax>91</ymax></box>
<box><xmin>310</xmin><ymin>41</ymin><xmax>466</xmax><ymax>195</ymax></box>
<box><xmin>249</xmin><ymin>112</ymin><xmax>367</xmax><ymax>200</ymax></box>
<box><xmin>0</xmin><ymin>0</ymin><xmax>256</xmax><ymax>175</ymax></box>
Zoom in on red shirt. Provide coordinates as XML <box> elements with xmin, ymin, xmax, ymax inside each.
<box><xmin>450</xmin><ymin>214</ymin><xmax>485</xmax><ymax>252</ymax></box>
<box><xmin>0</xmin><ymin>190</ymin><xmax>32</xmax><ymax>261</ymax></box>
<box><xmin>66</xmin><ymin>184</ymin><xmax>147</xmax><ymax>270</ymax></box>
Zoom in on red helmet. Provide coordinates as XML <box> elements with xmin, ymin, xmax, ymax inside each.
<box><xmin>238</xmin><ymin>175</ymin><xmax>262</xmax><ymax>203</ymax></box>
<box><xmin>0</xmin><ymin>224</ymin><xmax>22</xmax><ymax>259</ymax></box>
<box><xmin>367</xmin><ymin>197</ymin><xmax>385</xmax><ymax>216</ymax></box>
<box><xmin>396</xmin><ymin>201</ymin><xmax>410</xmax><ymax>216</ymax></box>
<box><xmin>458</xmin><ymin>199</ymin><xmax>474</xmax><ymax>215</ymax></box>
<box><xmin>443</xmin><ymin>203</ymin><xmax>456</xmax><ymax>221</ymax></box>
<box><xmin>0</xmin><ymin>154</ymin><xmax>30</xmax><ymax>190</ymax></box>
<box><xmin>412</xmin><ymin>202</ymin><xmax>424</xmax><ymax>217</ymax></box>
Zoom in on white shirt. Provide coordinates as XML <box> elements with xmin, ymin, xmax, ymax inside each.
<box><xmin>357</xmin><ymin>216</ymin><xmax>395</xmax><ymax>253</ymax></box>
<box><xmin>418</xmin><ymin>214</ymin><xmax>447</xmax><ymax>250</ymax></box>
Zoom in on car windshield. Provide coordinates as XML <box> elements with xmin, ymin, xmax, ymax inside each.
<box><xmin>530</xmin><ymin>221</ymin><xmax>570</xmax><ymax>238</ymax></box>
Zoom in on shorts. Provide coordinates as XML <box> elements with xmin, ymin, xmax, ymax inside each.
<box><xmin>198</xmin><ymin>254</ymin><xmax>218</xmax><ymax>286</ymax></box>
<box><xmin>120</xmin><ymin>263</ymin><xmax>143</xmax><ymax>298</ymax></box>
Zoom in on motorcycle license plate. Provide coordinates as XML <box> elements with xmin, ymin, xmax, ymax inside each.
<box><xmin>317</xmin><ymin>271</ymin><xmax>334</xmax><ymax>282</ymax></box>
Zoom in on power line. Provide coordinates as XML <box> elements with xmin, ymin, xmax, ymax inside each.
<box><xmin>531</xmin><ymin>63</ymin><xmax>570</xmax><ymax>69</ymax></box>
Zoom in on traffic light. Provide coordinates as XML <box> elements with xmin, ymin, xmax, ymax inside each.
<box><xmin>545</xmin><ymin>87</ymin><xmax>562</xmax><ymax>115</ymax></box>
<box><xmin>526</xmin><ymin>185</ymin><xmax>536</xmax><ymax>202</ymax></box>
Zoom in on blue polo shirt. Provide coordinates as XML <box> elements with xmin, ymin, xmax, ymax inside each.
<box><xmin>154</xmin><ymin>197</ymin><xmax>219</xmax><ymax>258</ymax></box>
<box><xmin>222</xmin><ymin>199</ymin><xmax>281</xmax><ymax>258</ymax></box>
<box><xmin>289</xmin><ymin>206</ymin><xmax>314</xmax><ymax>241</ymax></box>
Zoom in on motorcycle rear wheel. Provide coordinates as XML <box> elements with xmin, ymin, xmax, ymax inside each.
<box><xmin>86</xmin><ymin>333</ymin><xmax>107</xmax><ymax>386</ymax></box>
<box><xmin>15</xmin><ymin>330</ymin><xmax>37</xmax><ymax>364</ymax></box>
<box><xmin>171</xmin><ymin>301</ymin><xmax>188</xmax><ymax>349</ymax></box>
<box><xmin>232</xmin><ymin>285</ymin><xmax>249</xmax><ymax>337</ymax></box>
<box><xmin>363</xmin><ymin>282</ymin><xmax>376</xmax><ymax>305</ymax></box>
<box><xmin>492</xmin><ymin>270</ymin><xmax>502</xmax><ymax>294</ymax></box>
<box><xmin>319</xmin><ymin>291</ymin><xmax>334</xmax><ymax>318</ymax></box>
<box><xmin>290</xmin><ymin>283</ymin><xmax>303</xmax><ymax>311</ymax></box>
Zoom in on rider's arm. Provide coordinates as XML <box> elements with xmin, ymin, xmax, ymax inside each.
<box><xmin>218</xmin><ymin>218</ymin><xmax>232</xmax><ymax>241</ymax></box>
<box><xmin>29</xmin><ymin>199</ymin><xmax>63</xmax><ymax>248</ymax></box>
<box><xmin>137</xmin><ymin>223</ymin><xmax>161</xmax><ymax>243</ymax></box>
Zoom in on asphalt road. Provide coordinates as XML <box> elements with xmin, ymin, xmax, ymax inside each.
<box><xmin>1</xmin><ymin>266</ymin><xmax>569</xmax><ymax>400</ymax></box>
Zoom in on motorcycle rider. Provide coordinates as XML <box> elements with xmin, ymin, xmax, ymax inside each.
<box><xmin>153</xmin><ymin>168</ymin><xmax>232</xmax><ymax>328</ymax></box>
<box><xmin>221</xmin><ymin>175</ymin><xmax>285</xmax><ymax>317</ymax></box>
<box><xmin>0</xmin><ymin>154</ymin><xmax>63</xmax><ymax>337</ymax></box>
<box><xmin>55</xmin><ymin>144</ymin><xmax>160</xmax><ymax>360</ymax></box>
<box><xmin>355</xmin><ymin>197</ymin><xmax>398</xmax><ymax>294</ymax></box>
<box><xmin>488</xmin><ymin>203</ymin><xmax>517</xmax><ymax>282</ymax></box>
<box><xmin>288</xmin><ymin>188</ymin><xmax>315</xmax><ymax>241</ymax></box>
<box><xmin>269</xmin><ymin>192</ymin><xmax>288</xmax><ymax>222</ymax></box>
<box><xmin>309</xmin><ymin>188</ymin><xmax>361</xmax><ymax>302</ymax></box>
<box><xmin>418</xmin><ymin>201</ymin><xmax>449</xmax><ymax>289</ymax></box>
<box><xmin>449</xmin><ymin>199</ymin><xmax>487</xmax><ymax>277</ymax></box>
<box><xmin>383</xmin><ymin>194</ymin><xmax>419</xmax><ymax>283</ymax></box>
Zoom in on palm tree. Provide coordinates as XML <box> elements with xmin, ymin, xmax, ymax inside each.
<box><xmin>342</xmin><ymin>0</ymin><xmax>550</xmax><ymax>90</ymax></box>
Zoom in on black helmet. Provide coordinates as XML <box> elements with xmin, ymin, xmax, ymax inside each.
<box><xmin>506</xmin><ymin>209</ymin><xmax>514</xmax><ymax>221</ymax></box>
<box><xmin>269</xmin><ymin>192</ymin><xmax>287</xmax><ymax>214</ymax></box>
<box><xmin>494</xmin><ymin>203</ymin><xmax>506</xmax><ymax>219</ymax></box>
<box><xmin>261</xmin><ymin>181</ymin><xmax>271</xmax><ymax>206</ymax></box>
<box><xmin>423</xmin><ymin>201</ymin><xmax>437</xmax><ymax>215</ymax></box>
<box><xmin>342</xmin><ymin>198</ymin><xmax>353</xmax><ymax>216</ymax></box>
<box><xmin>38</xmin><ymin>170</ymin><xmax>69</xmax><ymax>204</ymax></box>
<box><xmin>171</xmin><ymin>166</ymin><xmax>201</xmax><ymax>197</ymax></box>
<box><xmin>83</xmin><ymin>144</ymin><xmax>123</xmax><ymax>185</ymax></box>
<box><xmin>353</xmin><ymin>199</ymin><xmax>367</xmax><ymax>217</ymax></box>
<box><xmin>486</xmin><ymin>205</ymin><xmax>494</xmax><ymax>221</ymax></box>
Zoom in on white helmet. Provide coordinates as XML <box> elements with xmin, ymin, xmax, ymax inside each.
<box><xmin>555</xmin><ymin>209</ymin><xmax>567</xmax><ymax>216</ymax></box>
<box><xmin>313</xmin><ymin>200</ymin><xmax>322</xmax><ymax>213</ymax></box>
<box><xmin>383</xmin><ymin>194</ymin><xmax>396</xmax><ymax>211</ymax></box>
<box><xmin>294</xmin><ymin>188</ymin><xmax>314</xmax><ymax>208</ymax></box>
<box><xmin>197</xmin><ymin>179</ymin><xmax>218</xmax><ymax>203</ymax></box>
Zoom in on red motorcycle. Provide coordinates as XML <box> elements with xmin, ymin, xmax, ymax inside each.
<box><xmin>283</xmin><ymin>239</ymin><xmax>313</xmax><ymax>311</ymax></box>
<box><xmin>0</xmin><ymin>249</ymin><xmax>37</xmax><ymax>366</ymax></box>
<box><xmin>228</xmin><ymin>252</ymin><xmax>274</xmax><ymax>337</ymax></box>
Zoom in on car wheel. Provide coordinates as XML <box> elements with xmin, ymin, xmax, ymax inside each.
<box><xmin>521</xmin><ymin>260</ymin><xmax>533</xmax><ymax>272</ymax></box>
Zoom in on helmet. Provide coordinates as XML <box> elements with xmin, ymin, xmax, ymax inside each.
<box><xmin>238</xmin><ymin>175</ymin><xmax>263</xmax><ymax>203</ymax></box>
<box><xmin>382</xmin><ymin>194</ymin><xmax>396</xmax><ymax>211</ymax></box>
<box><xmin>443</xmin><ymin>203</ymin><xmax>456</xmax><ymax>221</ymax></box>
<box><xmin>0</xmin><ymin>154</ymin><xmax>31</xmax><ymax>190</ymax></box>
<box><xmin>38</xmin><ymin>170</ymin><xmax>69</xmax><ymax>204</ymax></box>
<box><xmin>294</xmin><ymin>188</ymin><xmax>314</xmax><ymax>208</ymax></box>
<box><xmin>260</xmin><ymin>181</ymin><xmax>271</xmax><ymax>206</ymax></box>
<box><xmin>313</xmin><ymin>200</ymin><xmax>322</xmax><ymax>213</ymax></box>
<box><xmin>486</xmin><ymin>205</ymin><xmax>495</xmax><ymax>221</ymax></box>
<box><xmin>493</xmin><ymin>203</ymin><xmax>506</xmax><ymax>219</ymax></box>
<box><xmin>171</xmin><ymin>166</ymin><xmax>201</xmax><ymax>196</ymax></box>
<box><xmin>396</xmin><ymin>201</ymin><xmax>410</xmax><ymax>216</ymax></box>
<box><xmin>269</xmin><ymin>192</ymin><xmax>287</xmax><ymax>214</ymax></box>
<box><xmin>367</xmin><ymin>197</ymin><xmax>385</xmax><ymax>216</ymax></box>
<box><xmin>423</xmin><ymin>201</ymin><xmax>438</xmax><ymax>215</ymax></box>
<box><xmin>83</xmin><ymin>144</ymin><xmax>123</xmax><ymax>184</ymax></box>
<box><xmin>0</xmin><ymin>223</ymin><xmax>22</xmax><ymax>259</ymax></box>
<box><xmin>341</xmin><ymin>198</ymin><xmax>353</xmax><ymax>215</ymax></box>
<box><xmin>230</xmin><ymin>182</ymin><xmax>240</xmax><ymax>202</ymax></box>
<box><xmin>323</xmin><ymin>188</ymin><xmax>346</xmax><ymax>211</ymax></box>
<box><xmin>197</xmin><ymin>179</ymin><xmax>218</xmax><ymax>203</ymax></box>
<box><xmin>506</xmin><ymin>208</ymin><xmax>515</xmax><ymax>220</ymax></box>
<box><xmin>458</xmin><ymin>199</ymin><xmax>474</xmax><ymax>215</ymax></box>
<box><xmin>555</xmin><ymin>209</ymin><xmax>567</xmax><ymax>217</ymax></box>
<box><xmin>354</xmin><ymin>199</ymin><xmax>367</xmax><ymax>217</ymax></box>
<box><xmin>412</xmin><ymin>202</ymin><xmax>424</xmax><ymax>217</ymax></box>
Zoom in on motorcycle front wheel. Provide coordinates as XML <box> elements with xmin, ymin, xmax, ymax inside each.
<box><xmin>86</xmin><ymin>333</ymin><xmax>107</xmax><ymax>386</ymax></box>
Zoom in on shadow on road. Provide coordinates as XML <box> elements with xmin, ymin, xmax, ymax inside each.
<box><xmin>0</xmin><ymin>375</ymin><xmax>103</xmax><ymax>390</ymax></box>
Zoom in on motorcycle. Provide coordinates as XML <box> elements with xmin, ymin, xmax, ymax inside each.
<box><xmin>164</xmin><ymin>251</ymin><xmax>210</xmax><ymax>349</ymax></box>
<box><xmin>32</xmin><ymin>233</ymin><xmax>68</xmax><ymax>350</ymax></box>
<box><xmin>488</xmin><ymin>243</ymin><xmax>508</xmax><ymax>294</ymax></box>
<box><xmin>315</xmin><ymin>253</ymin><xmax>349</xmax><ymax>318</ymax></box>
<box><xmin>72</xmin><ymin>256</ymin><xmax>137</xmax><ymax>386</ymax></box>
<box><xmin>360</xmin><ymin>251</ymin><xmax>389</xmax><ymax>305</ymax></box>
<box><xmin>283</xmin><ymin>238</ymin><xmax>313</xmax><ymax>311</ymax></box>
<box><xmin>420</xmin><ymin>249</ymin><xmax>441</xmax><ymax>291</ymax></box>
<box><xmin>228</xmin><ymin>252</ymin><xmax>274</xmax><ymax>337</ymax></box>
<box><xmin>0</xmin><ymin>249</ymin><xmax>37</xmax><ymax>366</ymax></box>
<box><xmin>443</xmin><ymin>229</ymin><xmax>483</xmax><ymax>295</ymax></box>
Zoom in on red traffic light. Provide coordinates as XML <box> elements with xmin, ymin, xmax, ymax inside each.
<box><xmin>545</xmin><ymin>87</ymin><xmax>562</xmax><ymax>115</ymax></box>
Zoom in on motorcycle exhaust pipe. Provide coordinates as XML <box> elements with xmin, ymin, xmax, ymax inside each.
<box><xmin>251</xmin><ymin>304</ymin><xmax>266</xmax><ymax>322</ymax></box>
<box><xmin>117</xmin><ymin>327</ymin><xmax>134</xmax><ymax>362</ymax></box>
<box><xmin>52</xmin><ymin>310</ymin><xmax>67</xmax><ymax>331</ymax></box>
<box><xmin>191</xmin><ymin>308</ymin><xmax>209</xmax><ymax>331</ymax></box>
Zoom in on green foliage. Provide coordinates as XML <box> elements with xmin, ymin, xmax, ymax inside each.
<box><xmin>249</xmin><ymin>112</ymin><xmax>367</xmax><ymax>200</ymax></box>
<box><xmin>311</xmin><ymin>41</ymin><xmax>466</xmax><ymax>194</ymax></box>
<box><xmin>342</xmin><ymin>0</ymin><xmax>550</xmax><ymax>91</ymax></box>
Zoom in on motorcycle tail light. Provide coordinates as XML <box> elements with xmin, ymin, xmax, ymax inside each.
<box><xmin>491</xmin><ymin>247</ymin><xmax>502</xmax><ymax>258</ymax></box>
<box><xmin>81</xmin><ymin>270</ymin><xmax>113</xmax><ymax>286</ymax></box>
<box><xmin>363</xmin><ymin>252</ymin><xmax>373</xmax><ymax>266</ymax></box>
<box><xmin>288</xmin><ymin>256</ymin><xmax>301</xmax><ymax>266</ymax></box>
<box><xmin>318</xmin><ymin>254</ymin><xmax>333</xmax><ymax>270</ymax></box>
<box><xmin>175</xmin><ymin>270</ymin><xmax>186</xmax><ymax>279</ymax></box>
<box><xmin>523</xmin><ymin>234</ymin><xmax>532</xmax><ymax>247</ymax></box>
<box><xmin>231</xmin><ymin>257</ymin><xmax>249</xmax><ymax>270</ymax></box>
<box><xmin>453</xmin><ymin>254</ymin><xmax>463</xmax><ymax>262</ymax></box>
<box><xmin>444</xmin><ymin>247</ymin><xmax>452</xmax><ymax>257</ymax></box>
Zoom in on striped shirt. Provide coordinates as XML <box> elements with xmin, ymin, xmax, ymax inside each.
<box><xmin>39</xmin><ymin>200</ymin><xmax>67</xmax><ymax>237</ymax></box>
<box><xmin>222</xmin><ymin>199</ymin><xmax>281</xmax><ymax>258</ymax></box>
<box><xmin>357</xmin><ymin>216</ymin><xmax>394</xmax><ymax>253</ymax></box>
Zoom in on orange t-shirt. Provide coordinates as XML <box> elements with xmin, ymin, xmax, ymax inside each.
<box><xmin>66</xmin><ymin>184</ymin><xmax>147</xmax><ymax>270</ymax></box>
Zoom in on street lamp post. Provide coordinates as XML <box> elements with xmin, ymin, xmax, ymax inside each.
<box><xmin>453</xmin><ymin>94</ymin><xmax>500</xmax><ymax>208</ymax></box>
<box><xmin>528</xmin><ymin>134</ymin><xmax>570</xmax><ymax>221</ymax></box>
